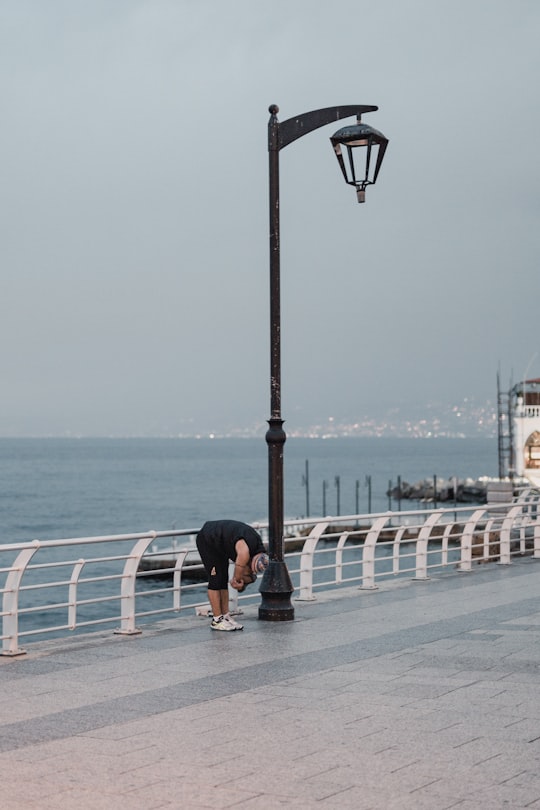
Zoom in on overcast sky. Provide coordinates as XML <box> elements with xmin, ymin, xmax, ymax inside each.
<box><xmin>1</xmin><ymin>0</ymin><xmax>538</xmax><ymax>437</ymax></box>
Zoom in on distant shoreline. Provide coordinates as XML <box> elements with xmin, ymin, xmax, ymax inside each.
<box><xmin>0</xmin><ymin>434</ymin><xmax>496</xmax><ymax>441</ymax></box>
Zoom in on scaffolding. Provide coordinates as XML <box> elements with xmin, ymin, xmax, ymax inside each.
<box><xmin>497</xmin><ymin>372</ymin><xmax>514</xmax><ymax>479</ymax></box>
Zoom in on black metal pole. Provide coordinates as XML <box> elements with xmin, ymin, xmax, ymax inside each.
<box><xmin>302</xmin><ymin>459</ymin><xmax>310</xmax><ymax>518</ymax></box>
<box><xmin>259</xmin><ymin>106</ymin><xmax>295</xmax><ymax>621</ymax></box>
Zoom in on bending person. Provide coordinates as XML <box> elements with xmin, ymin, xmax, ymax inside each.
<box><xmin>196</xmin><ymin>519</ymin><xmax>269</xmax><ymax>631</ymax></box>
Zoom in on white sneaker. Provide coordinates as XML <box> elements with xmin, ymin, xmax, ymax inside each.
<box><xmin>223</xmin><ymin>613</ymin><xmax>244</xmax><ymax>630</ymax></box>
<box><xmin>210</xmin><ymin>615</ymin><xmax>238</xmax><ymax>631</ymax></box>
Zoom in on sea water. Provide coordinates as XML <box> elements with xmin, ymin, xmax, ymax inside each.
<box><xmin>0</xmin><ymin>436</ymin><xmax>498</xmax><ymax>544</ymax></box>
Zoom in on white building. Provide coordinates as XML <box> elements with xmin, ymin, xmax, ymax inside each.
<box><xmin>512</xmin><ymin>378</ymin><xmax>540</xmax><ymax>485</ymax></box>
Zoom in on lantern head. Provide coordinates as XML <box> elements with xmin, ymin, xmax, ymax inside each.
<box><xmin>330</xmin><ymin>118</ymin><xmax>388</xmax><ymax>203</ymax></box>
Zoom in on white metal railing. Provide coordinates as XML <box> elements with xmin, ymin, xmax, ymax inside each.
<box><xmin>1</xmin><ymin>494</ymin><xmax>539</xmax><ymax>655</ymax></box>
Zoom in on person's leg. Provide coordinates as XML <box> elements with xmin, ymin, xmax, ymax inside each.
<box><xmin>196</xmin><ymin>532</ymin><xmax>225</xmax><ymax>617</ymax></box>
<box><xmin>198</xmin><ymin>547</ymin><xmax>238</xmax><ymax>630</ymax></box>
<box><xmin>219</xmin><ymin>588</ymin><xmax>229</xmax><ymax>616</ymax></box>
<box><xmin>207</xmin><ymin>588</ymin><xmax>223</xmax><ymax>618</ymax></box>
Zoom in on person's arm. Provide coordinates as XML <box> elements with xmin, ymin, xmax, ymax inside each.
<box><xmin>230</xmin><ymin>539</ymin><xmax>251</xmax><ymax>589</ymax></box>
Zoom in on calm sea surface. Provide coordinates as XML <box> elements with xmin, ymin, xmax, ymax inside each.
<box><xmin>0</xmin><ymin>437</ymin><xmax>498</xmax><ymax>544</ymax></box>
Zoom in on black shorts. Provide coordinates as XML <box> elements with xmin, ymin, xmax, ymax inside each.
<box><xmin>196</xmin><ymin>533</ymin><xmax>229</xmax><ymax>590</ymax></box>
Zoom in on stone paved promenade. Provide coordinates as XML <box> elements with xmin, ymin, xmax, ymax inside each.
<box><xmin>1</xmin><ymin>557</ymin><xmax>540</xmax><ymax>809</ymax></box>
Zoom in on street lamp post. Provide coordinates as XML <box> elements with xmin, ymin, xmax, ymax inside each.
<box><xmin>258</xmin><ymin>104</ymin><xmax>388</xmax><ymax>622</ymax></box>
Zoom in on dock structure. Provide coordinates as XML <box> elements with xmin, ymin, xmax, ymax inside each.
<box><xmin>1</xmin><ymin>557</ymin><xmax>540</xmax><ymax>808</ymax></box>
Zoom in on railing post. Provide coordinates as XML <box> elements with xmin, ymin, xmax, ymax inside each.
<box><xmin>297</xmin><ymin>522</ymin><xmax>328</xmax><ymax>601</ymax></box>
<box><xmin>172</xmin><ymin>550</ymin><xmax>189</xmax><ymax>612</ymax></box>
<box><xmin>1</xmin><ymin>540</ymin><xmax>40</xmax><ymax>656</ymax></box>
<box><xmin>414</xmin><ymin>511</ymin><xmax>443</xmax><ymax>580</ymax></box>
<box><xmin>482</xmin><ymin>518</ymin><xmax>495</xmax><ymax>561</ymax></box>
<box><xmin>361</xmin><ymin>516</ymin><xmax>388</xmax><ymax>590</ymax></box>
<box><xmin>441</xmin><ymin>523</ymin><xmax>454</xmax><ymax>567</ymax></box>
<box><xmin>534</xmin><ymin>519</ymin><xmax>540</xmax><ymax>559</ymax></box>
<box><xmin>335</xmin><ymin>532</ymin><xmax>350</xmax><ymax>584</ymax></box>
<box><xmin>68</xmin><ymin>560</ymin><xmax>86</xmax><ymax>630</ymax></box>
<box><xmin>114</xmin><ymin>533</ymin><xmax>156</xmax><ymax>635</ymax></box>
<box><xmin>498</xmin><ymin>505</ymin><xmax>522</xmax><ymax>565</ymax></box>
<box><xmin>228</xmin><ymin>561</ymin><xmax>240</xmax><ymax>614</ymax></box>
<box><xmin>459</xmin><ymin>509</ymin><xmax>487</xmax><ymax>572</ymax></box>
<box><xmin>392</xmin><ymin>527</ymin><xmax>407</xmax><ymax>576</ymax></box>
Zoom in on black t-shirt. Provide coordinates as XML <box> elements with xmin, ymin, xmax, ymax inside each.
<box><xmin>199</xmin><ymin>520</ymin><xmax>265</xmax><ymax>561</ymax></box>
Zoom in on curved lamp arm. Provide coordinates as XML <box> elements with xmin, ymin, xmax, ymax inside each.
<box><xmin>268</xmin><ymin>104</ymin><xmax>378</xmax><ymax>151</ymax></box>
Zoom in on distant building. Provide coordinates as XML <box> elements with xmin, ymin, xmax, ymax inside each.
<box><xmin>498</xmin><ymin>376</ymin><xmax>540</xmax><ymax>485</ymax></box>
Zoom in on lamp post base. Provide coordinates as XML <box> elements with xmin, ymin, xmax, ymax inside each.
<box><xmin>258</xmin><ymin>560</ymin><xmax>295</xmax><ymax>621</ymax></box>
